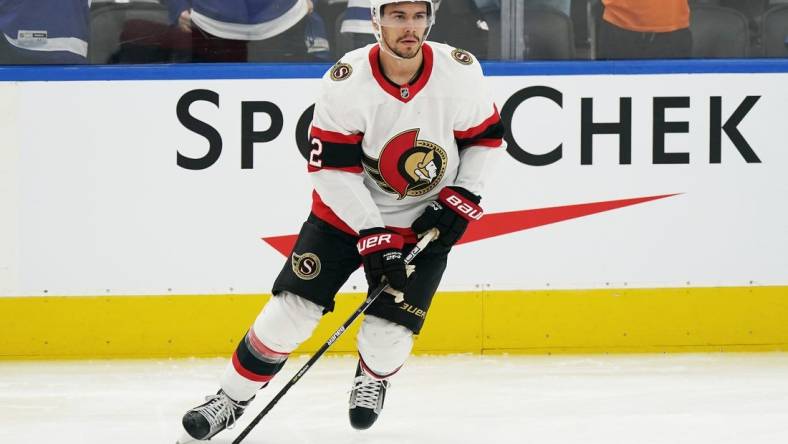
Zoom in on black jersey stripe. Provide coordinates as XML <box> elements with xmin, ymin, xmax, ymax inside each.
<box><xmin>456</xmin><ymin>120</ymin><xmax>506</xmax><ymax>150</ymax></box>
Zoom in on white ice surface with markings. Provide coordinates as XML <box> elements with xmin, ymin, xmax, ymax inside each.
<box><xmin>1</xmin><ymin>353</ymin><xmax>788</xmax><ymax>444</ymax></box>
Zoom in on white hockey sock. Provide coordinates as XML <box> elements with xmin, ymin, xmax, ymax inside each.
<box><xmin>220</xmin><ymin>291</ymin><xmax>323</xmax><ymax>401</ymax></box>
<box><xmin>357</xmin><ymin>315</ymin><xmax>414</xmax><ymax>378</ymax></box>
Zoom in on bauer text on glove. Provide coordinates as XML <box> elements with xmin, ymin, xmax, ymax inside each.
<box><xmin>411</xmin><ymin>186</ymin><xmax>482</xmax><ymax>247</ymax></box>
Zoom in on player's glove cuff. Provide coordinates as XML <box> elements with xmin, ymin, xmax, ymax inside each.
<box><xmin>357</xmin><ymin>228</ymin><xmax>408</xmax><ymax>292</ymax></box>
<box><xmin>438</xmin><ymin>186</ymin><xmax>483</xmax><ymax>221</ymax></box>
<box><xmin>357</xmin><ymin>228</ymin><xmax>405</xmax><ymax>255</ymax></box>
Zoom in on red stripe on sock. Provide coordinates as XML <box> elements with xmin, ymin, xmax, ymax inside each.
<box><xmin>231</xmin><ymin>351</ymin><xmax>275</xmax><ymax>383</ymax></box>
<box><xmin>359</xmin><ymin>356</ymin><xmax>402</xmax><ymax>380</ymax></box>
<box><xmin>247</xmin><ymin>329</ymin><xmax>290</xmax><ymax>359</ymax></box>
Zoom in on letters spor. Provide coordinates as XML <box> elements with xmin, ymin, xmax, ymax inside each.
<box><xmin>175</xmin><ymin>88</ymin><xmax>762</xmax><ymax>171</ymax></box>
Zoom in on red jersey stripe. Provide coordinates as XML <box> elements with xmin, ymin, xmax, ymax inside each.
<box><xmin>454</xmin><ymin>105</ymin><xmax>502</xmax><ymax>140</ymax></box>
<box><xmin>310</xmin><ymin>126</ymin><xmax>364</xmax><ymax>144</ymax></box>
<box><xmin>368</xmin><ymin>43</ymin><xmax>434</xmax><ymax>103</ymax></box>
<box><xmin>311</xmin><ymin>191</ymin><xmax>420</xmax><ymax>244</ymax></box>
<box><xmin>308</xmin><ymin>165</ymin><xmax>364</xmax><ymax>173</ymax></box>
<box><xmin>470</xmin><ymin>138</ymin><xmax>504</xmax><ymax>148</ymax></box>
<box><xmin>311</xmin><ymin>191</ymin><xmax>358</xmax><ymax>236</ymax></box>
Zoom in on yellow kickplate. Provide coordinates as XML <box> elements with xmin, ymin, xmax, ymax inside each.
<box><xmin>1</xmin><ymin>286</ymin><xmax>786</xmax><ymax>359</ymax></box>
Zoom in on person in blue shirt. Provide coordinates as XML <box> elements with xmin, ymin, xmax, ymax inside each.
<box><xmin>166</xmin><ymin>0</ymin><xmax>330</xmax><ymax>62</ymax></box>
<box><xmin>0</xmin><ymin>0</ymin><xmax>90</xmax><ymax>64</ymax></box>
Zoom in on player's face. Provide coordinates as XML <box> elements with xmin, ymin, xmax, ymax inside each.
<box><xmin>379</xmin><ymin>2</ymin><xmax>430</xmax><ymax>59</ymax></box>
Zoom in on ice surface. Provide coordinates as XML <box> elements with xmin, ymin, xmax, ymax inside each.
<box><xmin>1</xmin><ymin>353</ymin><xmax>788</xmax><ymax>444</ymax></box>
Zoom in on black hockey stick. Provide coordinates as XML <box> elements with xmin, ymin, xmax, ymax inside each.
<box><xmin>232</xmin><ymin>228</ymin><xmax>439</xmax><ymax>444</ymax></box>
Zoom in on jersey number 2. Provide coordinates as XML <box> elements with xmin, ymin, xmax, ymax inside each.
<box><xmin>309</xmin><ymin>138</ymin><xmax>323</xmax><ymax>168</ymax></box>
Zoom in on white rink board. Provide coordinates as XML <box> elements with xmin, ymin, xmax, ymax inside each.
<box><xmin>1</xmin><ymin>72</ymin><xmax>787</xmax><ymax>296</ymax></box>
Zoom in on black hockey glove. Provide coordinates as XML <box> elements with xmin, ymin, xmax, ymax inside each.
<box><xmin>411</xmin><ymin>186</ymin><xmax>483</xmax><ymax>248</ymax></box>
<box><xmin>357</xmin><ymin>228</ymin><xmax>408</xmax><ymax>292</ymax></box>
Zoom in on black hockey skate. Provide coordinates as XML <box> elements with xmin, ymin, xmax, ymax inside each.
<box><xmin>348</xmin><ymin>361</ymin><xmax>390</xmax><ymax>430</ymax></box>
<box><xmin>179</xmin><ymin>390</ymin><xmax>252</xmax><ymax>442</ymax></box>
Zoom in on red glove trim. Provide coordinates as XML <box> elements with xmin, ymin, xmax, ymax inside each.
<box><xmin>356</xmin><ymin>231</ymin><xmax>404</xmax><ymax>255</ymax></box>
<box><xmin>438</xmin><ymin>188</ymin><xmax>484</xmax><ymax>221</ymax></box>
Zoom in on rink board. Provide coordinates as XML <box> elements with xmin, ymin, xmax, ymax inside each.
<box><xmin>1</xmin><ymin>286</ymin><xmax>787</xmax><ymax>359</ymax></box>
<box><xmin>1</xmin><ymin>60</ymin><xmax>788</xmax><ymax>358</ymax></box>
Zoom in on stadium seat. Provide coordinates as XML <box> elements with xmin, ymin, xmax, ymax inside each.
<box><xmin>524</xmin><ymin>6</ymin><xmax>574</xmax><ymax>60</ymax></box>
<box><xmin>762</xmin><ymin>4</ymin><xmax>788</xmax><ymax>56</ymax></box>
<box><xmin>718</xmin><ymin>0</ymin><xmax>769</xmax><ymax>53</ymax></box>
<box><xmin>689</xmin><ymin>4</ymin><xmax>749</xmax><ymax>57</ymax></box>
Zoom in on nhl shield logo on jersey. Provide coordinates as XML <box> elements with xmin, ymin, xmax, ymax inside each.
<box><xmin>451</xmin><ymin>48</ymin><xmax>474</xmax><ymax>65</ymax></box>
<box><xmin>291</xmin><ymin>252</ymin><xmax>321</xmax><ymax>280</ymax></box>
<box><xmin>362</xmin><ymin>129</ymin><xmax>447</xmax><ymax>199</ymax></box>
<box><xmin>330</xmin><ymin>62</ymin><xmax>353</xmax><ymax>81</ymax></box>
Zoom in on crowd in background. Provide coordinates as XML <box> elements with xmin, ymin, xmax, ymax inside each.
<box><xmin>1</xmin><ymin>0</ymin><xmax>788</xmax><ymax>65</ymax></box>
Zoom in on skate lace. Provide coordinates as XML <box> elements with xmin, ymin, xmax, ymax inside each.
<box><xmin>199</xmin><ymin>393</ymin><xmax>244</xmax><ymax>430</ymax></box>
<box><xmin>351</xmin><ymin>374</ymin><xmax>386</xmax><ymax>410</ymax></box>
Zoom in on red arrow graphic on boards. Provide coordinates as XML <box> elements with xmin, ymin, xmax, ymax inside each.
<box><xmin>261</xmin><ymin>193</ymin><xmax>680</xmax><ymax>256</ymax></box>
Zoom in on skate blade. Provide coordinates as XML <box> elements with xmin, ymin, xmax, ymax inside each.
<box><xmin>176</xmin><ymin>431</ymin><xmax>197</xmax><ymax>444</ymax></box>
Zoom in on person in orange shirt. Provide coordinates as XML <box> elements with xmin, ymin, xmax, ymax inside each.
<box><xmin>596</xmin><ymin>0</ymin><xmax>692</xmax><ymax>59</ymax></box>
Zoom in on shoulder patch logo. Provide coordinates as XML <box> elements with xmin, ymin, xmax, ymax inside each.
<box><xmin>451</xmin><ymin>48</ymin><xmax>474</xmax><ymax>65</ymax></box>
<box><xmin>292</xmin><ymin>252</ymin><xmax>321</xmax><ymax>280</ymax></box>
<box><xmin>330</xmin><ymin>62</ymin><xmax>353</xmax><ymax>81</ymax></box>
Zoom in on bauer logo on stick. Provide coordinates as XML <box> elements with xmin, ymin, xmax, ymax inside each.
<box><xmin>292</xmin><ymin>252</ymin><xmax>321</xmax><ymax>280</ymax></box>
<box><xmin>330</xmin><ymin>62</ymin><xmax>353</xmax><ymax>81</ymax></box>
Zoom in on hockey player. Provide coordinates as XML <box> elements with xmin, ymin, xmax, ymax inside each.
<box><xmin>178</xmin><ymin>0</ymin><xmax>504</xmax><ymax>441</ymax></box>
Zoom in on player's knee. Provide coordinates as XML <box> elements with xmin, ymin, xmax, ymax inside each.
<box><xmin>357</xmin><ymin>315</ymin><xmax>414</xmax><ymax>377</ymax></box>
<box><xmin>252</xmin><ymin>291</ymin><xmax>323</xmax><ymax>353</ymax></box>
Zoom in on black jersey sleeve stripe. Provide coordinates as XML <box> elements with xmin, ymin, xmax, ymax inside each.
<box><xmin>308</xmin><ymin>139</ymin><xmax>363</xmax><ymax>169</ymax></box>
<box><xmin>310</xmin><ymin>126</ymin><xmax>363</xmax><ymax>144</ymax></box>
<box><xmin>455</xmin><ymin>120</ymin><xmax>505</xmax><ymax>150</ymax></box>
<box><xmin>309</xmin><ymin>126</ymin><xmax>363</xmax><ymax>170</ymax></box>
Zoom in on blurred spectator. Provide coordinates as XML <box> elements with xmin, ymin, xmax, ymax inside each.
<box><xmin>596</xmin><ymin>0</ymin><xmax>692</xmax><ymax>59</ymax></box>
<box><xmin>0</xmin><ymin>0</ymin><xmax>90</xmax><ymax>64</ymax></box>
<box><xmin>339</xmin><ymin>0</ymin><xmax>377</xmax><ymax>50</ymax></box>
<box><xmin>166</xmin><ymin>0</ymin><xmax>330</xmax><ymax>62</ymax></box>
<box><xmin>431</xmin><ymin>0</ymin><xmax>492</xmax><ymax>58</ymax></box>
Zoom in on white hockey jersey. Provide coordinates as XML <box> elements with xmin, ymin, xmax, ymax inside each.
<box><xmin>308</xmin><ymin>41</ymin><xmax>505</xmax><ymax>242</ymax></box>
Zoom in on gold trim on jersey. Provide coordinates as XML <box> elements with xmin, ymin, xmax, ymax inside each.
<box><xmin>362</xmin><ymin>134</ymin><xmax>448</xmax><ymax>200</ymax></box>
<box><xmin>451</xmin><ymin>48</ymin><xmax>474</xmax><ymax>65</ymax></box>
<box><xmin>330</xmin><ymin>62</ymin><xmax>353</xmax><ymax>81</ymax></box>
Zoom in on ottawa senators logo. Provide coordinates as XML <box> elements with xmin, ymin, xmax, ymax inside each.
<box><xmin>362</xmin><ymin>129</ymin><xmax>447</xmax><ymax>199</ymax></box>
<box><xmin>330</xmin><ymin>62</ymin><xmax>352</xmax><ymax>81</ymax></box>
<box><xmin>451</xmin><ymin>48</ymin><xmax>473</xmax><ymax>65</ymax></box>
<box><xmin>292</xmin><ymin>252</ymin><xmax>321</xmax><ymax>280</ymax></box>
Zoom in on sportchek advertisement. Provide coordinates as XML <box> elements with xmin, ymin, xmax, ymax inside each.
<box><xmin>1</xmin><ymin>68</ymin><xmax>786</xmax><ymax>296</ymax></box>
